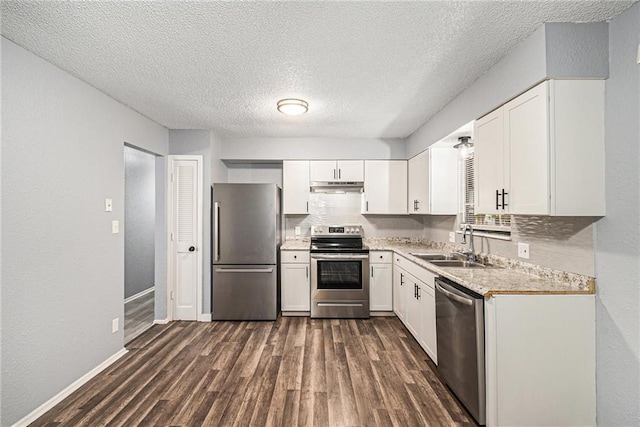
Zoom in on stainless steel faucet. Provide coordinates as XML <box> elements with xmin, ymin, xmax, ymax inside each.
<box><xmin>459</xmin><ymin>224</ymin><xmax>476</xmax><ymax>262</ymax></box>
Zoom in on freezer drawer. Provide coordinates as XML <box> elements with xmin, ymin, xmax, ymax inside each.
<box><xmin>213</xmin><ymin>265</ymin><xmax>279</xmax><ymax>320</ymax></box>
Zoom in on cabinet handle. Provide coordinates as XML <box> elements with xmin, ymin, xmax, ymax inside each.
<box><xmin>371</xmin><ymin>266</ymin><xmax>374</xmax><ymax>277</ymax></box>
<box><xmin>502</xmin><ymin>189</ymin><xmax>508</xmax><ymax>209</ymax></box>
<box><xmin>306</xmin><ymin>201</ymin><xmax>309</xmax><ymax>212</ymax></box>
<box><xmin>414</xmin><ymin>284</ymin><xmax>417</xmax><ymax>298</ymax></box>
<box><xmin>417</xmin><ymin>286</ymin><xmax>421</xmax><ymax>300</ymax></box>
<box><xmin>333</xmin><ymin>169</ymin><xmax>336</xmax><ymax>179</ymax></box>
<box><xmin>306</xmin><ymin>266</ymin><xmax>309</xmax><ymax>278</ymax></box>
<box><xmin>496</xmin><ymin>189</ymin><xmax>501</xmax><ymax>210</ymax></box>
<box><xmin>293</xmin><ymin>255</ymin><xmax>297</xmax><ymax>259</ymax></box>
<box><xmin>366</xmin><ymin>201</ymin><xmax>369</xmax><ymax>212</ymax></box>
<box><xmin>400</xmin><ymin>273</ymin><xmax>404</xmax><ymax>286</ymax></box>
<box><xmin>339</xmin><ymin>168</ymin><xmax>341</xmax><ymax>179</ymax></box>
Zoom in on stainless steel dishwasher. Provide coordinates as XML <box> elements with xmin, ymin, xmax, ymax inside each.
<box><xmin>435</xmin><ymin>276</ymin><xmax>486</xmax><ymax>425</ymax></box>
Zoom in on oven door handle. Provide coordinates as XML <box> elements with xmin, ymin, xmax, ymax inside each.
<box><xmin>311</xmin><ymin>254</ymin><xmax>369</xmax><ymax>260</ymax></box>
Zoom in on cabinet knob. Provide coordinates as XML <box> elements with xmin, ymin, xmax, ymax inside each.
<box><xmin>294</xmin><ymin>255</ymin><xmax>297</xmax><ymax>259</ymax></box>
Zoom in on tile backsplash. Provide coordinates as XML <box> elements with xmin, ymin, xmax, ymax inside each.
<box><xmin>422</xmin><ymin>215</ymin><xmax>595</xmax><ymax>276</ymax></box>
<box><xmin>285</xmin><ymin>192</ymin><xmax>424</xmax><ymax>238</ymax></box>
<box><xmin>285</xmin><ymin>193</ymin><xmax>595</xmax><ymax>276</ymax></box>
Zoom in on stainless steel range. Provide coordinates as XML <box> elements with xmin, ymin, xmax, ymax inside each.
<box><xmin>310</xmin><ymin>225</ymin><xmax>370</xmax><ymax>318</ymax></box>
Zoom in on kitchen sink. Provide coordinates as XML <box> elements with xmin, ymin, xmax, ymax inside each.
<box><xmin>410</xmin><ymin>253</ymin><xmax>462</xmax><ymax>261</ymax></box>
<box><xmin>428</xmin><ymin>260</ymin><xmax>493</xmax><ymax>268</ymax></box>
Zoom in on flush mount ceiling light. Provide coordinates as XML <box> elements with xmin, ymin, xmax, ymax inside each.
<box><xmin>277</xmin><ymin>98</ymin><xmax>308</xmax><ymax>115</ymax></box>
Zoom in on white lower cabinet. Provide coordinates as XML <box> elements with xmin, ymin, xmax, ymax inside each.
<box><xmin>392</xmin><ymin>265</ymin><xmax>407</xmax><ymax>321</ymax></box>
<box><xmin>280</xmin><ymin>250</ymin><xmax>310</xmax><ymax>313</ymax></box>
<box><xmin>369</xmin><ymin>251</ymin><xmax>393</xmax><ymax>312</ymax></box>
<box><xmin>393</xmin><ymin>253</ymin><xmax>437</xmax><ymax>364</ymax></box>
<box><xmin>485</xmin><ymin>294</ymin><xmax>596</xmax><ymax>426</ymax></box>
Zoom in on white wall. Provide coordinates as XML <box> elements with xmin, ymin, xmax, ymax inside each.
<box><xmin>595</xmin><ymin>3</ymin><xmax>640</xmax><ymax>424</ymax></box>
<box><xmin>221</xmin><ymin>137</ymin><xmax>406</xmax><ymax>161</ymax></box>
<box><xmin>0</xmin><ymin>37</ymin><xmax>168</xmax><ymax>425</ymax></box>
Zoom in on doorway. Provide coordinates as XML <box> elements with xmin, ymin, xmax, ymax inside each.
<box><xmin>124</xmin><ymin>145</ymin><xmax>157</xmax><ymax>343</ymax></box>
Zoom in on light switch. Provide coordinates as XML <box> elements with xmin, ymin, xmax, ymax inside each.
<box><xmin>295</xmin><ymin>226</ymin><xmax>301</xmax><ymax>236</ymax></box>
<box><xmin>105</xmin><ymin>198</ymin><xmax>113</xmax><ymax>212</ymax></box>
<box><xmin>112</xmin><ymin>220</ymin><xmax>119</xmax><ymax>234</ymax></box>
<box><xmin>449</xmin><ymin>232</ymin><xmax>456</xmax><ymax>243</ymax></box>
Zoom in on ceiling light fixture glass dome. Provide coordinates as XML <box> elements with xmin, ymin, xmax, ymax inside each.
<box><xmin>277</xmin><ymin>98</ymin><xmax>308</xmax><ymax>115</ymax></box>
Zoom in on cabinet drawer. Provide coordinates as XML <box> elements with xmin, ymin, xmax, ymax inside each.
<box><xmin>370</xmin><ymin>251</ymin><xmax>392</xmax><ymax>264</ymax></box>
<box><xmin>281</xmin><ymin>250</ymin><xmax>310</xmax><ymax>264</ymax></box>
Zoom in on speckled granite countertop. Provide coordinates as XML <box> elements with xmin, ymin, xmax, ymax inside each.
<box><xmin>281</xmin><ymin>238</ymin><xmax>311</xmax><ymax>250</ymax></box>
<box><xmin>281</xmin><ymin>237</ymin><xmax>594</xmax><ymax>296</ymax></box>
<box><xmin>365</xmin><ymin>238</ymin><xmax>594</xmax><ymax>297</ymax></box>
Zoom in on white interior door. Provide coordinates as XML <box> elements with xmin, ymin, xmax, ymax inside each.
<box><xmin>169</xmin><ymin>155</ymin><xmax>203</xmax><ymax>321</ymax></box>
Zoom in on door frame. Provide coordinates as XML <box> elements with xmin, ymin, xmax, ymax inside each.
<box><xmin>166</xmin><ymin>155</ymin><xmax>204</xmax><ymax>321</ymax></box>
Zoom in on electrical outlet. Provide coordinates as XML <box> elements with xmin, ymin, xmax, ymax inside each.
<box><xmin>295</xmin><ymin>226</ymin><xmax>301</xmax><ymax>236</ymax></box>
<box><xmin>112</xmin><ymin>318</ymin><xmax>119</xmax><ymax>333</ymax></box>
<box><xmin>518</xmin><ymin>242</ymin><xmax>530</xmax><ymax>259</ymax></box>
<box><xmin>112</xmin><ymin>220</ymin><xmax>119</xmax><ymax>234</ymax></box>
<box><xmin>449</xmin><ymin>232</ymin><xmax>456</xmax><ymax>243</ymax></box>
<box><xmin>105</xmin><ymin>198</ymin><xmax>113</xmax><ymax>212</ymax></box>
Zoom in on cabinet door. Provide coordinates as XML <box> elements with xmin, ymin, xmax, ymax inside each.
<box><xmin>363</xmin><ymin>160</ymin><xmax>408</xmax><ymax>214</ymax></box>
<box><xmin>309</xmin><ymin>161</ymin><xmax>337</xmax><ymax>182</ymax></box>
<box><xmin>336</xmin><ymin>160</ymin><xmax>364</xmax><ymax>181</ymax></box>
<box><xmin>475</xmin><ymin>109</ymin><xmax>506</xmax><ymax>214</ymax></box>
<box><xmin>419</xmin><ymin>283</ymin><xmax>437</xmax><ymax>364</ymax></box>
<box><xmin>506</xmin><ymin>81</ymin><xmax>549</xmax><ymax>214</ymax></box>
<box><xmin>283</xmin><ymin>161</ymin><xmax>310</xmax><ymax>214</ymax></box>
<box><xmin>429</xmin><ymin>147</ymin><xmax>459</xmax><ymax>215</ymax></box>
<box><xmin>408</xmin><ymin>150</ymin><xmax>429</xmax><ymax>214</ymax></box>
<box><xmin>393</xmin><ymin>266</ymin><xmax>407</xmax><ymax>321</ymax></box>
<box><xmin>370</xmin><ymin>263</ymin><xmax>393</xmax><ymax>311</ymax></box>
<box><xmin>405</xmin><ymin>274</ymin><xmax>422</xmax><ymax>339</ymax></box>
<box><xmin>281</xmin><ymin>263</ymin><xmax>310</xmax><ymax>311</ymax></box>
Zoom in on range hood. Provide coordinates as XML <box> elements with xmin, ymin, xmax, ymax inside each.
<box><xmin>310</xmin><ymin>181</ymin><xmax>364</xmax><ymax>193</ymax></box>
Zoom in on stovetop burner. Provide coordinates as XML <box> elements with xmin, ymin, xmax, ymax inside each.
<box><xmin>310</xmin><ymin>224</ymin><xmax>368</xmax><ymax>254</ymax></box>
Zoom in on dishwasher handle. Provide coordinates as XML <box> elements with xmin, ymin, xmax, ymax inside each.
<box><xmin>435</xmin><ymin>281</ymin><xmax>473</xmax><ymax>306</ymax></box>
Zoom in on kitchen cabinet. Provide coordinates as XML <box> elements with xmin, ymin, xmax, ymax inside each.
<box><xmin>283</xmin><ymin>161</ymin><xmax>310</xmax><ymax>214</ymax></box>
<box><xmin>393</xmin><ymin>253</ymin><xmax>437</xmax><ymax>363</ymax></box>
<box><xmin>309</xmin><ymin>160</ymin><xmax>363</xmax><ymax>182</ymax></box>
<box><xmin>280</xmin><ymin>250</ymin><xmax>310</xmax><ymax>313</ymax></box>
<box><xmin>362</xmin><ymin>160</ymin><xmax>408</xmax><ymax>214</ymax></box>
<box><xmin>485</xmin><ymin>294</ymin><xmax>596</xmax><ymax>426</ymax></box>
<box><xmin>475</xmin><ymin>79</ymin><xmax>605</xmax><ymax>216</ymax></box>
<box><xmin>393</xmin><ymin>255</ymin><xmax>407</xmax><ymax>321</ymax></box>
<box><xmin>408</xmin><ymin>147</ymin><xmax>458</xmax><ymax>215</ymax></box>
<box><xmin>369</xmin><ymin>251</ymin><xmax>393</xmax><ymax>312</ymax></box>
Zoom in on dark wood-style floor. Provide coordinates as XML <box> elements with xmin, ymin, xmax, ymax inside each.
<box><xmin>32</xmin><ymin>317</ymin><xmax>478</xmax><ymax>426</ymax></box>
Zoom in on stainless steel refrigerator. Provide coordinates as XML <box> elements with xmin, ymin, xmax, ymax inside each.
<box><xmin>212</xmin><ymin>183</ymin><xmax>281</xmax><ymax>320</ymax></box>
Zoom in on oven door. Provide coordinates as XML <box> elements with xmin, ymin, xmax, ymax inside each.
<box><xmin>310</xmin><ymin>253</ymin><xmax>370</xmax><ymax>318</ymax></box>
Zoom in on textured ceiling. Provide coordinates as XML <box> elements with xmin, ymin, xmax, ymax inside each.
<box><xmin>1</xmin><ymin>1</ymin><xmax>635</xmax><ymax>138</ymax></box>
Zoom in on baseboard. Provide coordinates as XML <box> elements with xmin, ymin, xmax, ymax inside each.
<box><xmin>12</xmin><ymin>348</ymin><xmax>128</xmax><ymax>427</ymax></box>
<box><xmin>370</xmin><ymin>311</ymin><xmax>396</xmax><ymax>317</ymax></box>
<box><xmin>200</xmin><ymin>313</ymin><xmax>212</xmax><ymax>322</ymax></box>
<box><xmin>153</xmin><ymin>317</ymin><xmax>170</xmax><ymax>325</ymax></box>
<box><xmin>124</xmin><ymin>286</ymin><xmax>155</xmax><ymax>304</ymax></box>
<box><xmin>282</xmin><ymin>311</ymin><xmax>311</xmax><ymax>317</ymax></box>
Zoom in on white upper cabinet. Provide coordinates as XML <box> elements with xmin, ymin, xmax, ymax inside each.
<box><xmin>475</xmin><ymin>79</ymin><xmax>605</xmax><ymax>216</ymax></box>
<box><xmin>475</xmin><ymin>108</ymin><xmax>507</xmax><ymax>215</ymax></box>
<box><xmin>283</xmin><ymin>160</ymin><xmax>310</xmax><ymax>214</ymax></box>
<box><xmin>309</xmin><ymin>160</ymin><xmax>363</xmax><ymax>182</ymax></box>
<box><xmin>408</xmin><ymin>147</ymin><xmax>458</xmax><ymax>215</ymax></box>
<box><xmin>362</xmin><ymin>160</ymin><xmax>408</xmax><ymax>214</ymax></box>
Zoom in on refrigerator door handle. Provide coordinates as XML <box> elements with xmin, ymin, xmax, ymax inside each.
<box><xmin>214</xmin><ymin>267</ymin><xmax>274</xmax><ymax>273</ymax></box>
<box><xmin>214</xmin><ymin>202</ymin><xmax>220</xmax><ymax>261</ymax></box>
